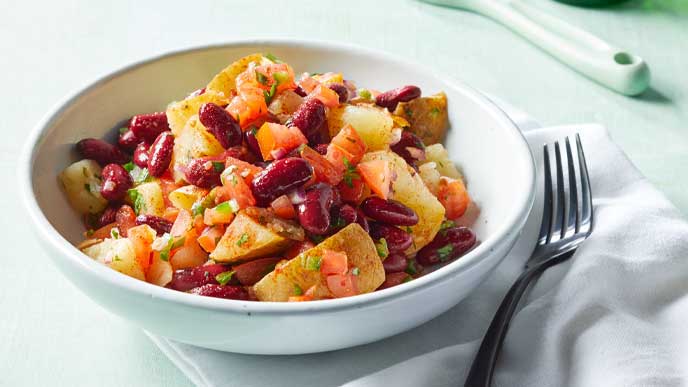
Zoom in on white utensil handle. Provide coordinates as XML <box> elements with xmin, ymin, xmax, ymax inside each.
<box><xmin>477</xmin><ymin>0</ymin><xmax>650</xmax><ymax>96</ymax></box>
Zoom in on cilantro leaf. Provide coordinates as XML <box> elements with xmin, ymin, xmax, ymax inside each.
<box><xmin>122</xmin><ymin>161</ymin><xmax>134</xmax><ymax>172</ymax></box>
<box><xmin>264</xmin><ymin>53</ymin><xmax>281</xmax><ymax>63</ymax></box>
<box><xmin>119</xmin><ymin>127</ymin><xmax>129</xmax><ymax>135</ymax></box>
<box><xmin>358</xmin><ymin>89</ymin><xmax>372</xmax><ymax>100</ymax></box>
<box><xmin>212</xmin><ymin>161</ymin><xmax>225</xmax><ymax>173</ymax></box>
<box><xmin>342</xmin><ymin>157</ymin><xmax>360</xmax><ymax>188</ymax></box>
<box><xmin>293</xmin><ymin>283</ymin><xmax>303</xmax><ymax>296</ymax></box>
<box><xmin>255</xmin><ymin>70</ymin><xmax>269</xmax><ymax>85</ymax></box>
<box><xmin>301</xmin><ymin>255</ymin><xmax>322</xmax><ymax>271</ymax></box>
<box><xmin>375</xmin><ymin>238</ymin><xmax>389</xmax><ymax>260</ymax></box>
<box><xmin>215</xmin><ymin>270</ymin><xmax>235</xmax><ymax>286</ymax></box>
<box><xmin>437</xmin><ymin>244</ymin><xmax>454</xmax><ymax>262</ymax></box>
<box><xmin>236</xmin><ymin>233</ymin><xmax>249</xmax><ymax>246</ymax></box>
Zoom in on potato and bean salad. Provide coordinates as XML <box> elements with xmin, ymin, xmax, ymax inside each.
<box><xmin>60</xmin><ymin>54</ymin><xmax>478</xmax><ymax>302</ymax></box>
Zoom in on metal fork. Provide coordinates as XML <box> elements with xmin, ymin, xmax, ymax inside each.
<box><xmin>464</xmin><ymin>134</ymin><xmax>594</xmax><ymax>387</ymax></box>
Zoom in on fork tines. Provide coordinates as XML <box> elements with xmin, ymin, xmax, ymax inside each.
<box><xmin>538</xmin><ymin>134</ymin><xmax>593</xmax><ymax>246</ymax></box>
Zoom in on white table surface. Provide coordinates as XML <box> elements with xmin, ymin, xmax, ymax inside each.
<box><xmin>1</xmin><ymin>0</ymin><xmax>686</xmax><ymax>385</ymax></box>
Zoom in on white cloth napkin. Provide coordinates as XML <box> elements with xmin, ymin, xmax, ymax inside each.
<box><xmin>147</xmin><ymin>105</ymin><xmax>688</xmax><ymax>387</ymax></box>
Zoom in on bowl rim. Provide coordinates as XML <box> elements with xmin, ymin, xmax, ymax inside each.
<box><xmin>20</xmin><ymin>38</ymin><xmax>536</xmax><ymax>315</ymax></box>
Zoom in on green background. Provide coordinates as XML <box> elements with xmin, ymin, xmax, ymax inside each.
<box><xmin>1</xmin><ymin>0</ymin><xmax>686</xmax><ymax>385</ymax></box>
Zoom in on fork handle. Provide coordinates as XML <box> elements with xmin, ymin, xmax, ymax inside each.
<box><xmin>463</xmin><ymin>251</ymin><xmax>575</xmax><ymax>387</ymax></box>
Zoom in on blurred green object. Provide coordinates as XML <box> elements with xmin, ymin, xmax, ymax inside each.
<box><xmin>554</xmin><ymin>0</ymin><xmax>629</xmax><ymax>5</ymax></box>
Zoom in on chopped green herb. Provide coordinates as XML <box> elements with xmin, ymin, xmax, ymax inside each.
<box><xmin>160</xmin><ymin>234</ymin><xmax>186</xmax><ymax>261</ymax></box>
<box><xmin>128</xmin><ymin>189</ymin><xmax>145</xmax><ymax>215</ymax></box>
<box><xmin>255</xmin><ymin>70</ymin><xmax>269</xmax><ymax>85</ymax></box>
<box><xmin>430</xmin><ymin>107</ymin><xmax>441</xmax><ymax>118</ymax></box>
<box><xmin>86</xmin><ymin>229</ymin><xmax>95</xmax><ymax>237</ymax></box>
<box><xmin>264</xmin><ymin>52</ymin><xmax>281</xmax><ymax>63</ymax></box>
<box><xmin>342</xmin><ymin>157</ymin><xmax>360</xmax><ymax>188</ymax></box>
<box><xmin>110</xmin><ymin>228</ymin><xmax>120</xmax><ymax>239</ymax></box>
<box><xmin>358</xmin><ymin>89</ymin><xmax>372</xmax><ymax>100</ymax></box>
<box><xmin>406</xmin><ymin>259</ymin><xmax>419</xmax><ymax>275</ymax></box>
<box><xmin>212</xmin><ymin>161</ymin><xmax>225</xmax><ymax>173</ymax></box>
<box><xmin>191</xmin><ymin>201</ymin><xmax>205</xmax><ymax>217</ymax></box>
<box><xmin>301</xmin><ymin>255</ymin><xmax>322</xmax><ymax>271</ymax></box>
<box><xmin>437</xmin><ymin>244</ymin><xmax>454</xmax><ymax>262</ymax></box>
<box><xmin>273</xmin><ymin>71</ymin><xmax>289</xmax><ymax>85</ymax></box>
<box><xmin>122</xmin><ymin>161</ymin><xmax>135</xmax><ymax>172</ymax></box>
<box><xmin>215</xmin><ymin>270</ymin><xmax>235</xmax><ymax>286</ymax></box>
<box><xmin>406</xmin><ymin>226</ymin><xmax>413</xmax><ymax>234</ymax></box>
<box><xmin>113</xmin><ymin>255</ymin><xmax>122</xmax><ymax>262</ymax></box>
<box><xmin>440</xmin><ymin>220</ymin><xmax>455</xmax><ymax>230</ymax></box>
<box><xmin>351</xmin><ymin>267</ymin><xmax>360</xmax><ymax>276</ymax></box>
<box><xmin>310</xmin><ymin>234</ymin><xmax>325</xmax><ymax>244</ymax></box>
<box><xmin>216</xmin><ymin>200</ymin><xmax>239</xmax><ymax>214</ymax></box>
<box><xmin>293</xmin><ymin>283</ymin><xmax>303</xmax><ymax>296</ymax></box>
<box><xmin>249</xmin><ymin>126</ymin><xmax>258</xmax><ymax>136</ymax></box>
<box><xmin>375</xmin><ymin>238</ymin><xmax>389</xmax><ymax>260</ymax></box>
<box><xmin>404</xmin><ymin>106</ymin><xmax>413</xmax><ymax>117</ymax></box>
<box><xmin>119</xmin><ymin>127</ymin><xmax>129</xmax><ymax>135</ymax></box>
<box><xmin>331</xmin><ymin>215</ymin><xmax>346</xmax><ymax>229</ymax></box>
<box><xmin>84</xmin><ymin>183</ymin><xmax>92</xmax><ymax>193</ymax></box>
<box><xmin>402</xmin><ymin>275</ymin><xmax>413</xmax><ymax>283</ymax></box>
<box><xmin>263</xmin><ymin>82</ymin><xmax>278</xmax><ymax>104</ymax></box>
<box><xmin>236</xmin><ymin>233</ymin><xmax>249</xmax><ymax>246</ymax></box>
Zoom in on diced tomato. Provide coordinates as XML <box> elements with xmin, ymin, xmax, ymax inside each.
<box><xmin>163</xmin><ymin>207</ymin><xmax>180</xmax><ymax>222</ymax></box>
<box><xmin>216</xmin><ymin>171</ymin><xmax>256</xmax><ymax>209</ymax></box>
<box><xmin>326</xmin><ymin>274</ymin><xmax>358</xmax><ymax>298</ymax></box>
<box><xmin>225</xmin><ymin>156</ymin><xmax>263</xmax><ymax>183</ymax></box>
<box><xmin>325</xmin><ymin>144</ymin><xmax>354</xmax><ymax>175</ymax></box>
<box><xmin>146</xmin><ymin>252</ymin><xmax>173</xmax><ymax>287</ymax></box>
<box><xmin>203</xmin><ymin>205</ymin><xmax>235</xmax><ymax>226</ymax></box>
<box><xmin>253</xmin><ymin>63</ymin><xmax>297</xmax><ymax>94</ymax></box>
<box><xmin>159</xmin><ymin>178</ymin><xmax>180</xmax><ymax>208</ymax></box>
<box><xmin>170</xmin><ymin>209</ymin><xmax>192</xmax><ymax>237</ymax></box>
<box><xmin>255</xmin><ymin>122</ymin><xmax>307</xmax><ymax>160</ymax></box>
<box><xmin>321</xmin><ymin>250</ymin><xmax>348</xmax><ymax>275</ymax></box>
<box><xmin>300</xmin><ymin>145</ymin><xmax>343</xmax><ymax>186</ymax></box>
<box><xmin>330</xmin><ymin>124</ymin><xmax>367</xmax><ymax>163</ymax></box>
<box><xmin>197</xmin><ymin>225</ymin><xmax>226</xmax><ymax>253</ymax></box>
<box><xmin>284</xmin><ymin>240</ymin><xmax>315</xmax><ymax>259</ymax></box>
<box><xmin>288</xmin><ymin>295</ymin><xmax>314</xmax><ymax>302</ymax></box>
<box><xmin>270</xmin><ymin>195</ymin><xmax>297</xmax><ymax>219</ymax></box>
<box><xmin>357</xmin><ymin>159</ymin><xmax>394</xmax><ymax>200</ymax></box>
<box><xmin>378</xmin><ymin>272</ymin><xmax>412</xmax><ymax>290</ymax></box>
<box><xmin>127</xmin><ymin>224</ymin><xmax>156</xmax><ymax>273</ymax></box>
<box><xmin>438</xmin><ymin>177</ymin><xmax>471</xmax><ymax>220</ymax></box>
<box><xmin>91</xmin><ymin>223</ymin><xmax>117</xmax><ymax>240</ymax></box>
<box><xmin>233</xmin><ymin>257</ymin><xmax>282</xmax><ymax>286</ymax></box>
<box><xmin>309</xmin><ymin>84</ymin><xmax>340</xmax><ymax>108</ymax></box>
<box><xmin>226</xmin><ymin>91</ymin><xmax>267</xmax><ymax>128</ymax></box>
<box><xmin>298</xmin><ymin>75</ymin><xmax>320</xmax><ymax>94</ymax></box>
<box><xmin>193</xmin><ymin>214</ymin><xmax>205</xmax><ymax>234</ymax></box>
<box><xmin>337</xmin><ymin>178</ymin><xmax>365</xmax><ymax>204</ymax></box>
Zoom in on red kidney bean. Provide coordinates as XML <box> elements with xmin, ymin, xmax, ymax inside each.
<box><xmin>129</xmin><ymin>112</ymin><xmax>169</xmax><ymax>143</ymax></box>
<box><xmin>76</xmin><ymin>138</ymin><xmax>128</xmax><ymax>166</ymax></box>
<box><xmin>294</xmin><ymin>85</ymin><xmax>307</xmax><ymax>97</ymax></box>
<box><xmin>135</xmin><ymin>214</ymin><xmax>173</xmax><ymax>235</ymax></box>
<box><xmin>244</xmin><ymin>127</ymin><xmax>263</xmax><ymax>161</ymax></box>
<box><xmin>118</xmin><ymin>129</ymin><xmax>139</xmax><ymax>152</ymax></box>
<box><xmin>369</xmin><ymin>222</ymin><xmax>413</xmax><ymax>252</ymax></box>
<box><xmin>328</xmin><ymin>83</ymin><xmax>349</xmax><ymax>103</ymax></box>
<box><xmin>251</xmin><ymin>157</ymin><xmax>313</xmax><ymax>205</ymax></box>
<box><xmin>184</xmin><ymin>158</ymin><xmax>222</xmax><ymax>188</ymax></box>
<box><xmin>314</xmin><ymin>143</ymin><xmax>329</xmax><ymax>155</ymax></box>
<box><xmin>189</xmin><ymin>284</ymin><xmax>249</xmax><ymax>300</ymax></box>
<box><xmin>198</xmin><ymin>103</ymin><xmax>243</xmax><ymax>148</ymax></box>
<box><xmin>383</xmin><ymin>252</ymin><xmax>408</xmax><ymax>273</ymax></box>
<box><xmin>391</xmin><ymin>130</ymin><xmax>425</xmax><ymax>166</ymax></box>
<box><xmin>133</xmin><ymin>142</ymin><xmax>150</xmax><ymax>168</ymax></box>
<box><xmin>100</xmin><ymin>164</ymin><xmax>133</xmax><ymax>201</ymax></box>
<box><xmin>361</xmin><ymin>197</ymin><xmax>419</xmax><ymax>226</ymax></box>
<box><xmin>115</xmin><ymin>205</ymin><xmax>136</xmax><ymax>237</ymax></box>
<box><xmin>98</xmin><ymin>205</ymin><xmax>118</xmax><ymax>228</ymax></box>
<box><xmin>147</xmin><ymin>132</ymin><xmax>174</xmax><ymax>177</ymax></box>
<box><xmin>355</xmin><ymin>208</ymin><xmax>370</xmax><ymax>233</ymax></box>
<box><xmin>288</xmin><ymin>98</ymin><xmax>326</xmax><ymax>141</ymax></box>
<box><xmin>375</xmin><ymin>85</ymin><xmax>422</xmax><ymax>111</ymax></box>
<box><xmin>233</xmin><ymin>257</ymin><xmax>282</xmax><ymax>286</ymax></box>
<box><xmin>331</xmin><ymin>204</ymin><xmax>357</xmax><ymax>231</ymax></box>
<box><xmin>169</xmin><ymin>263</ymin><xmax>228</xmax><ymax>291</ymax></box>
<box><xmin>415</xmin><ymin>226</ymin><xmax>476</xmax><ymax>266</ymax></box>
<box><xmin>298</xmin><ymin>183</ymin><xmax>335</xmax><ymax>235</ymax></box>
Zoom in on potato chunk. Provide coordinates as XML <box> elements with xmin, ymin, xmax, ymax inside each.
<box><xmin>82</xmin><ymin>238</ymin><xmax>145</xmax><ymax>281</ymax></box>
<box><xmin>210</xmin><ymin>208</ymin><xmax>302</xmax><ymax>263</ymax></box>
<box><xmin>206</xmin><ymin>53</ymin><xmax>273</xmax><ymax>98</ymax></box>
<box><xmin>168</xmin><ymin>185</ymin><xmax>208</xmax><ymax>211</ymax></box>
<box><xmin>327</xmin><ymin>104</ymin><xmax>394</xmax><ymax>151</ymax></box>
<box><xmin>59</xmin><ymin>159</ymin><xmax>108</xmax><ymax>214</ymax></box>
<box><xmin>129</xmin><ymin>181</ymin><xmax>165</xmax><ymax>217</ymax></box>
<box><xmin>170</xmin><ymin>115</ymin><xmax>225</xmax><ymax>183</ymax></box>
<box><xmin>422</xmin><ymin>143</ymin><xmax>462</xmax><ymax>180</ymax></box>
<box><xmin>166</xmin><ymin>90</ymin><xmax>230</xmax><ymax>136</ymax></box>
<box><xmin>254</xmin><ymin>224</ymin><xmax>385</xmax><ymax>301</ymax></box>
<box><xmin>393</xmin><ymin>92</ymin><xmax>449</xmax><ymax>145</ymax></box>
<box><xmin>361</xmin><ymin>151</ymin><xmax>445</xmax><ymax>254</ymax></box>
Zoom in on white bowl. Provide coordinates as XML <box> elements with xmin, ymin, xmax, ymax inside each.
<box><xmin>20</xmin><ymin>39</ymin><xmax>535</xmax><ymax>355</ymax></box>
